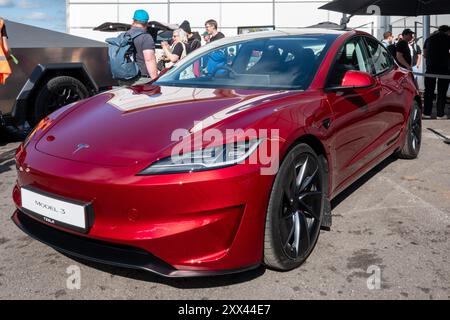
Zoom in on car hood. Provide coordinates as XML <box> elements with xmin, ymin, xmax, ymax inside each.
<box><xmin>35</xmin><ymin>85</ymin><xmax>287</xmax><ymax>167</ymax></box>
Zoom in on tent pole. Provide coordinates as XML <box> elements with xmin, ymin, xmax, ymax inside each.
<box><xmin>378</xmin><ymin>16</ymin><xmax>390</xmax><ymax>40</ymax></box>
<box><xmin>341</xmin><ymin>13</ymin><xmax>346</xmax><ymax>28</ymax></box>
<box><xmin>340</xmin><ymin>13</ymin><xmax>353</xmax><ymax>29</ymax></box>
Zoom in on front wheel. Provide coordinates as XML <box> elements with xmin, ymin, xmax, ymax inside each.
<box><xmin>397</xmin><ymin>101</ymin><xmax>421</xmax><ymax>159</ymax></box>
<box><xmin>31</xmin><ymin>76</ymin><xmax>89</xmax><ymax>126</ymax></box>
<box><xmin>264</xmin><ymin>143</ymin><xmax>326</xmax><ymax>271</ymax></box>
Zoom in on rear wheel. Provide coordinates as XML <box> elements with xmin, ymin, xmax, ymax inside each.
<box><xmin>264</xmin><ymin>143</ymin><xmax>326</xmax><ymax>271</ymax></box>
<box><xmin>31</xmin><ymin>76</ymin><xmax>89</xmax><ymax>125</ymax></box>
<box><xmin>397</xmin><ymin>101</ymin><xmax>421</xmax><ymax>159</ymax></box>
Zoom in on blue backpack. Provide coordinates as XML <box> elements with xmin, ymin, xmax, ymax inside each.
<box><xmin>106</xmin><ymin>30</ymin><xmax>145</xmax><ymax>81</ymax></box>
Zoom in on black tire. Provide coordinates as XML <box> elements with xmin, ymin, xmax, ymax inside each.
<box><xmin>397</xmin><ymin>100</ymin><xmax>421</xmax><ymax>159</ymax></box>
<box><xmin>31</xmin><ymin>76</ymin><xmax>89</xmax><ymax>125</ymax></box>
<box><xmin>264</xmin><ymin>143</ymin><xmax>326</xmax><ymax>271</ymax></box>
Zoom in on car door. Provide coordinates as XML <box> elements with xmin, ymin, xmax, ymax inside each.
<box><xmin>363</xmin><ymin>37</ymin><xmax>409</xmax><ymax>147</ymax></box>
<box><xmin>325</xmin><ymin>36</ymin><xmax>384</xmax><ymax>192</ymax></box>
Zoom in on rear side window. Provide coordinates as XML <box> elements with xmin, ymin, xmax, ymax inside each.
<box><xmin>364</xmin><ymin>38</ymin><xmax>394</xmax><ymax>75</ymax></box>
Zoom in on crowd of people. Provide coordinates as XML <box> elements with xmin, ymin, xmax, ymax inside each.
<box><xmin>381</xmin><ymin>26</ymin><xmax>450</xmax><ymax>119</ymax></box>
<box><xmin>381</xmin><ymin>29</ymin><xmax>423</xmax><ymax>78</ymax></box>
<box><xmin>119</xmin><ymin>10</ymin><xmax>226</xmax><ymax>86</ymax></box>
<box><xmin>1</xmin><ymin>11</ymin><xmax>449</xmax><ymax>119</ymax></box>
<box><xmin>124</xmin><ymin>10</ymin><xmax>449</xmax><ymax>119</ymax></box>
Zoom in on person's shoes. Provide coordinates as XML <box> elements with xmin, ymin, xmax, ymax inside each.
<box><xmin>422</xmin><ymin>114</ymin><xmax>432</xmax><ymax>119</ymax></box>
<box><xmin>436</xmin><ymin>116</ymin><xmax>448</xmax><ymax>120</ymax></box>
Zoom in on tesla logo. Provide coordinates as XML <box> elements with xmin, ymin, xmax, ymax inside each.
<box><xmin>73</xmin><ymin>143</ymin><xmax>90</xmax><ymax>154</ymax></box>
<box><xmin>43</xmin><ymin>216</ymin><xmax>55</xmax><ymax>224</ymax></box>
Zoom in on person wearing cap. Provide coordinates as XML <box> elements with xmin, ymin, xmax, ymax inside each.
<box><xmin>396</xmin><ymin>29</ymin><xmax>415</xmax><ymax>70</ymax></box>
<box><xmin>423</xmin><ymin>25</ymin><xmax>450</xmax><ymax>119</ymax></box>
<box><xmin>202</xmin><ymin>31</ymin><xmax>210</xmax><ymax>44</ymax></box>
<box><xmin>179</xmin><ymin>20</ymin><xmax>201</xmax><ymax>52</ymax></box>
<box><xmin>119</xmin><ymin>9</ymin><xmax>158</xmax><ymax>86</ymax></box>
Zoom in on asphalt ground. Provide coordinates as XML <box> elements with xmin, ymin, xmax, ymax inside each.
<box><xmin>0</xmin><ymin>120</ymin><xmax>449</xmax><ymax>300</ymax></box>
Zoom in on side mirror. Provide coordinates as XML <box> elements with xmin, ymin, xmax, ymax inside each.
<box><xmin>341</xmin><ymin>70</ymin><xmax>376</xmax><ymax>89</ymax></box>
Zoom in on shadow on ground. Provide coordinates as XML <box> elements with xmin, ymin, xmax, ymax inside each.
<box><xmin>0</xmin><ymin>148</ymin><xmax>18</xmax><ymax>174</ymax></box>
<box><xmin>331</xmin><ymin>155</ymin><xmax>397</xmax><ymax>210</ymax></box>
<box><xmin>65</xmin><ymin>254</ymin><xmax>267</xmax><ymax>289</ymax></box>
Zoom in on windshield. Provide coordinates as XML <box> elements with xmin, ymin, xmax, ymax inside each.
<box><xmin>155</xmin><ymin>35</ymin><xmax>336</xmax><ymax>90</ymax></box>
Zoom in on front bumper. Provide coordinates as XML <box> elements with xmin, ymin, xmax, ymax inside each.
<box><xmin>13</xmin><ymin>145</ymin><xmax>274</xmax><ymax>275</ymax></box>
<box><xmin>12</xmin><ymin>210</ymin><xmax>259</xmax><ymax>277</ymax></box>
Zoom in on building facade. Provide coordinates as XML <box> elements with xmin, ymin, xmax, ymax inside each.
<box><xmin>67</xmin><ymin>0</ymin><xmax>383</xmax><ymax>42</ymax></box>
<box><xmin>67</xmin><ymin>1</ymin><xmax>449</xmax><ymax>61</ymax></box>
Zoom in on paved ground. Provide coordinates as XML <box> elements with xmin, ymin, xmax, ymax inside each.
<box><xmin>1</xmin><ymin>120</ymin><xmax>449</xmax><ymax>300</ymax></box>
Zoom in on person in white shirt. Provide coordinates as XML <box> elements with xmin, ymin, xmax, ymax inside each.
<box><xmin>381</xmin><ymin>31</ymin><xmax>393</xmax><ymax>48</ymax></box>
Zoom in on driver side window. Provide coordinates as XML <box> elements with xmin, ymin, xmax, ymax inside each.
<box><xmin>178</xmin><ymin>47</ymin><xmax>229</xmax><ymax>80</ymax></box>
<box><xmin>327</xmin><ymin>37</ymin><xmax>371</xmax><ymax>87</ymax></box>
<box><xmin>364</xmin><ymin>38</ymin><xmax>394</xmax><ymax>75</ymax></box>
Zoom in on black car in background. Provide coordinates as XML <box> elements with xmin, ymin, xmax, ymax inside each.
<box><xmin>0</xmin><ymin>20</ymin><xmax>176</xmax><ymax>129</ymax></box>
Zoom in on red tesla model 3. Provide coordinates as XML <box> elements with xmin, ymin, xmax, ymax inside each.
<box><xmin>12</xmin><ymin>29</ymin><xmax>421</xmax><ymax>277</ymax></box>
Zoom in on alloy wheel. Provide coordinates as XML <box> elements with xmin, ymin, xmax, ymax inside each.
<box><xmin>279</xmin><ymin>154</ymin><xmax>323</xmax><ymax>260</ymax></box>
<box><xmin>47</xmin><ymin>86</ymin><xmax>81</xmax><ymax>114</ymax></box>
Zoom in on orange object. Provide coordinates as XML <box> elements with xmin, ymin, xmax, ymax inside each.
<box><xmin>0</xmin><ymin>19</ymin><xmax>12</xmax><ymax>85</ymax></box>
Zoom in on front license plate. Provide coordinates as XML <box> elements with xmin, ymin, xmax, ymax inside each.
<box><xmin>21</xmin><ymin>187</ymin><xmax>91</xmax><ymax>233</ymax></box>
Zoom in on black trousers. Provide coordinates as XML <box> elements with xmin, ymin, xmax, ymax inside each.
<box><xmin>424</xmin><ymin>68</ymin><xmax>450</xmax><ymax>117</ymax></box>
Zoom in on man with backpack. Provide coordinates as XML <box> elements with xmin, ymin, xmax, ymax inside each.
<box><xmin>106</xmin><ymin>10</ymin><xmax>158</xmax><ymax>86</ymax></box>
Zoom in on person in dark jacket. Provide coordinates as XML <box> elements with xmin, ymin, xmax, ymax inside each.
<box><xmin>396</xmin><ymin>29</ymin><xmax>415</xmax><ymax>70</ymax></box>
<box><xmin>179</xmin><ymin>20</ymin><xmax>201</xmax><ymax>52</ymax></box>
<box><xmin>423</xmin><ymin>25</ymin><xmax>450</xmax><ymax>119</ymax></box>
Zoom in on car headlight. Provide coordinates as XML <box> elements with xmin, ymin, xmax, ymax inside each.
<box><xmin>138</xmin><ymin>139</ymin><xmax>262</xmax><ymax>175</ymax></box>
